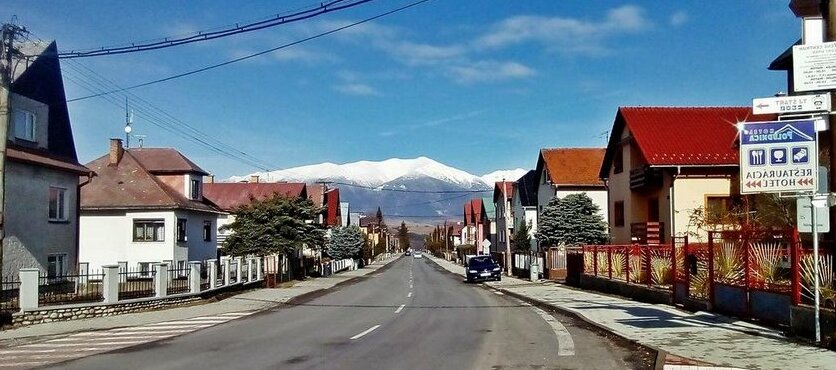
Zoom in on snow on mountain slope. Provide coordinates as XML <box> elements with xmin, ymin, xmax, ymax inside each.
<box><xmin>229</xmin><ymin>157</ymin><xmax>490</xmax><ymax>188</ymax></box>
<box><xmin>479</xmin><ymin>168</ymin><xmax>528</xmax><ymax>185</ymax></box>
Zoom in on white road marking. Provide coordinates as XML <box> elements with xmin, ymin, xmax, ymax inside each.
<box><xmin>147</xmin><ymin>320</ymin><xmax>228</xmax><ymax>326</ymax></box>
<box><xmin>493</xmin><ymin>291</ymin><xmax>504</xmax><ymax>295</ymax></box>
<box><xmin>407</xmin><ymin>292</ymin><xmax>412</xmax><ymax>298</ymax></box>
<box><xmin>350</xmin><ymin>325</ymin><xmax>381</xmax><ymax>340</ymax></box>
<box><xmin>395</xmin><ymin>304</ymin><xmax>405</xmax><ymax>313</ymax></box>
<box><xmin>529</xmin><ymin>305</ymin><xmax>575</xmax><ymax>356</ymax></box>
<box><xmin>409</xmin><ymin>284</ymin><xmax>413</xmax><ymax>289</ymax></box>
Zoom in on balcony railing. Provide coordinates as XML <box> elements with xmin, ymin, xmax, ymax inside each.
<box><xmin>629</xmin><ymin>166</ymin><xmax>663</xmax><ymax>191</ymax></box>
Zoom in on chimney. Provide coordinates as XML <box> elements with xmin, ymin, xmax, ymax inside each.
<box><xmin>249</xmin><ymin>175</ymin><xmax>259</xmax><ymax>183</ymax></box>
<box><xmin>109</xmin><ymin>138</ymin><xmax>124</xmax><ymax>166</ymax></box>
<box><xmin>204</xmin><ymin>175</ymin><xmax>215</xmax><ymax>183</ymax></box>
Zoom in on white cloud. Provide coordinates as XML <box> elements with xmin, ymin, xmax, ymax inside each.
<box><xmin>448</xmin><ymin>61</ymin><xmax>536</xmax><ymax>84</ymax></box>
<box><xmin>334</xmin><ymin>83</ymin><xmax>382</xmax><ymax>96</ymax></box>
<box><xmin>670</xmin><ymin>11</ymin><xmax>688</xmax><ymax>27</ymax></box>
<box><xmin>271</xmin><ymin>47</ymin><xmax>336</xmax><ymax>63</ymax></box>
<box><xmin>415</xmin><ymin>110</ymin><xmax>485</xmax><ymax>129</ymax></box>
<box><xmin>475</xmin><ymin>5</ymin><xmax>651</xmax><ymax>54</ymax></box>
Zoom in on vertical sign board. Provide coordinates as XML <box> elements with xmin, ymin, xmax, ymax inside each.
<box><xmin>793</xmin><ymin>41</ymin><xmax>836</xmax><ymax>92</ymax></box>
<box><xmin>739</xmin><ymin>119</ymin><xmax>818</xmax><ymax>194</ymax></box>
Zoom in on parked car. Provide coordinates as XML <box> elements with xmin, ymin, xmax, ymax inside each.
<box><xmin>465</xmin><ymin>256</ymin><xmax>501</xmax><ymax>283</ymax></box>
<box><xmin>413</xmin><ymin>252</ymin><xmax>423</xmax><ymax>258</ymax></box>
<box><xmin>405</xmin><ymin>250</ymin><xmax>411</xmax><ymax>256</ymax></box>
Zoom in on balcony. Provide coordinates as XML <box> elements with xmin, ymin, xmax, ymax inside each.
<box><xmin>629</xmin><ymin>166</ymin><xmax>663</xmax><ymax>191</ymax></box>
<box><xmin>631</xmin><ymin>222</ymin><xmax>665</xmax><ymax>245</ymax></box>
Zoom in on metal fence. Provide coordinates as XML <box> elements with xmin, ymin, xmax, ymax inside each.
<box><xmin>38</xmin><ymin>270</ymin><xmax>104</xmax><ymax>306</ymax></box>
<box><xmin>167</xmin><ymin>265</ymin><xmax>190</xmax><ymax>295</ymax></box>
<box><xmin>200</xmin><ymin>261</ymin><xmax>212</xmax><ymax>291</ymax></box>
<box><xmin>1</xmin><ymin>280</ymin><xmax>21</xmax><ymax>313</ymax></box>
<box><xmin>118</xmin><ymin>268</ymin><xmax>156</xmax><ymax>300</ymax></box>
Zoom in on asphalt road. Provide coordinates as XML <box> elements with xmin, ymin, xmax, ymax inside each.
<box><xmin>49</xmin><ymin>256</ymin><xmax>652</xmax><ymax>370</ymax></box>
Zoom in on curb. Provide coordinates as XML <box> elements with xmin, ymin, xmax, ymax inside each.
<box><xmin>281</xmin><ymin>256</ymin><xmax>401</xmax><ymax>307</ymax></box>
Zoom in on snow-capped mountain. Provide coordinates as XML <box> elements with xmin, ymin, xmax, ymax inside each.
<box><xmin>227</xmin><ymin>157</ymin><xmax>525</xmax><ymax>220</ymax></box>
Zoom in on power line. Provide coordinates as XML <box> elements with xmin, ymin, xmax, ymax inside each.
<box><xmin>67</xmin><ymin>0</ymin><xmax>434</xmax><ymax>102</ymax></box>
<box><xmin>57</xmin><ymin>0</ymin><xmax>373</xmax><ymax>58</ymax></box>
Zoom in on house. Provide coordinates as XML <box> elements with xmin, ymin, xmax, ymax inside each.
<box><xmin>492</xmin><ymin>181</ymin><xmax>514</xmax><ymax>255</ymax></box>
<box><xmin>202</xmin><ymin>181</ymin><xmax>308</xmax><ymax>249</ymax></box>
<box><xmin>535</xmin><ymin>148</ymin><xmax>608</xmax><ymax>245</ymax></box>
<box><xmin>462</xmin><ymin>199</ymin><xmax>486</xmax><ymax>254</ymax></box>
<box><xmin>79</xmin><ymin>139</ymin><xmax>223</xmax><ymax>270</ymax></box>
<box><xmin>511</xmin><ymin>170</ymin><xmax>539</xmax><ymax>251</ymax></box>
<box><xmin>448</xmin><ymin>222</ymin><xmax>463</xmax><ymax>247</ymax></box>
<box><xmin>481</xmin><ymin>197</ymin><xmax>496</xmax><ymax>252</ymax></box>
<box><xmin>1</xmin><ymin>41</ymin><xmax>92</xmax><ymax>281</ymax></box>
<box><xmin>359</xmin><ymin>207</ymin><xmax>387</xmax><ymax>249</ymax></box>
<box><xmin>340</xmin><ymin>202</ymin><xmax>350</xmax><ymax>226</ymax></box>
<box><xmin>307</xmin><ymin>184</ymin><xmax>342</xmax><ymax>227</ymax></box>
<box><xmin>599</xmin><ymin>107</ymin><xmax>774</xmax><ymax>244</ymax></box>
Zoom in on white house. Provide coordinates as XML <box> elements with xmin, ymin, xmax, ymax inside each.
<box><xmin>534</xmin><ymin>148</ymin><xmax>608</xmax><ymax>247</ymax></box>
<box><xmin>511</xmin><ymin>170</ymin><xmax>539</xmax><ymax>252</ymax></box>
<box><xmin>78</xmin><ymin>139</ymin><xmax>222</xmax><ymax>271</ymax></box>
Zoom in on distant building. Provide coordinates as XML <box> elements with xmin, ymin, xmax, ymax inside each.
<box><xmin>492</xmin><ymin>181</ymin><xmax>514</xmax><ymax>255</ymax></box>
<box><xmin>340</xmin><ymin>202</ymin><xmax>350</xmax><ymax>226</ymax></box>
<box><xmin>511</xmin><ymin>170</ymin><xmax>538</xmax><ymax>252</ymax></box>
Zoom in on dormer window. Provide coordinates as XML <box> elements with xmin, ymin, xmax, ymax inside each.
<box><xmin>190</xmin><ymin>178</ymin><xmax>201</xmax><ymax>199</ymax></box>
<box><xmin>13</xmin><ymin>109</ymin><xmax>36</xmax><ymax>142</ymax></box>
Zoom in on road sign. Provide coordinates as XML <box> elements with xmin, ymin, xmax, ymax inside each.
<box><xmin>793</xmin><ymin>41</ymin><xmax>836</xmax><ymax>92</ymax></box>
<box><xmin>482</xmin><ymin>239</ymin><xmax>491</xmax><ymax>249</ymax></box>
<box><xmin>752</xmin><ymin>93</ymin><xmax>830</xmax><ymax>115</ymax></box>
<box><xmin>739</xmin><ymin>119</ymin><xmax>818</xmax><ymax>194</ymax></box>
<box><xmin>798</xmin><ymin>196</ymin><xmax>831</xmax><ymax>233</ymax></box>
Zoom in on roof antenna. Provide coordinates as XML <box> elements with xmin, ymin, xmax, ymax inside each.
<box><xmin>124</xmin><ymin>97</ymin><xmax>133</xmax><ymax>148</ymax></box>
<box><xmin>134</xmin><ymin>134</ymin><xmax>147</xmax><ymax>148</ymax></box>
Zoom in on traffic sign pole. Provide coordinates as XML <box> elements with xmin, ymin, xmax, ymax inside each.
<box><xmin>810</xmin><ymin>194</ymin><xmax>821</xmax><ymax>344</ymax></box>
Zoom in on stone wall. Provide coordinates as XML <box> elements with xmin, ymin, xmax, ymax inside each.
<box><xmin>11</xmin><ymin>295</ymin><xmax>202</xmax><ymax>327</ymax></box>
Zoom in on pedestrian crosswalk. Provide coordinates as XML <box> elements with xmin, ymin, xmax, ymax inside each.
<box><xmin>0</xmin><ymin>311</ymin><xmax>256</xmax><ymax>369</ymax></box>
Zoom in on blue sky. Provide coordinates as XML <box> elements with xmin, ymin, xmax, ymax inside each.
<box><xmin>4</xmin><ymin>1</ymin><xmax>800</xmax><ymax>178</ymax></box>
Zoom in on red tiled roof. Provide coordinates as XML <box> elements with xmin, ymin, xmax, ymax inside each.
<box><xmin>325</xmin><ymin>188</ymin><xmax>341</xmax><ymax>226</ymax></box>
<box><xmin>203</xmin><ymin>182</ymin><xmax>307</xmax><ymax>212</ymax></box>
<box><xmin>471</xmin><ymin>199</ymin><xmax>483</xmax><ymax>224</ymax></box>
<box><xmin>539</xmin><ymin>148</ymin><xmax>605</xmax><ymax>186</ymax></box>
<box><xmin>128</xmin><ymin>148</ymin><xmax>209</xmax><ymax>175</ymax></box>
<box><xmin>601</xmin><ymin>107</ymin><xmax>777</xmax><ymax>178</ymax></box>
<box><xmin>81</xmin><ymin>151</ymin><xmax>220</xmax><ymax>213</ymax></box>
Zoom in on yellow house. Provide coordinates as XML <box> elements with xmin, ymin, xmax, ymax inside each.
<box><xmin>599</xmin><ymin>107</ymin><xmax>775</xmax><ymax>244</ymax></box>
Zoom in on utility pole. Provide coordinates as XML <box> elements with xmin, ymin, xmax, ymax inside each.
<box><xmin>0</xmin><ymin>23</ymin><xmax>24</xmax><ymax>284</ymax></box>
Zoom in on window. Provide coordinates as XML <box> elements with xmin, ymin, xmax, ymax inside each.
<box><xmin>613</xmin><ymin>145</ymin><xmax>623</xmax><ymax>174</ymax></box>
<box><xmin>648</xmin><ymin>198</ymin><xmax>660</xmax><ymax>222</ymax></box>
<box><xmin>177</xmin><ymin>218</ymin><xmax>187</xmax><ymax>242</ymax></box>
<box><xmin>614</xmin><ymin>201</ymin><xmax>625</xmax><ymax>227</ymax></box>
<box><xmin>705</xmin><ymin>196</ymin><xmax>732</xmax><ymax>224</ymax></box>
<box><xmin>48</xmin><ymin>187</ymin><xmax>68</xmax><ymax>221</ymax></box>
<box><xmin>133</xmin><ymin>220</ymin><xmax>165</xmax><ymax>242</ymax></box>
<box><xmin>13</xmin><ymin>109</ymin><xmax>36</xmax><ymax>142</ymax></box>
<box><xmin>47</xmin><ymin>254</ymin><xmax>67</xmax><ymax>279</ymax></box>
<box><xmin>203</xmin><ymin>220</ymin><xmax>212</xmax><ymax>241</ymax></box>
<box><xmin>138</xmin><ymin>262</ymin><xmax>153</xmax><ymax>277</ymax></box>
<box><xmin>190</xmin><ymin>179</ymin><xmax>201</xmax><ymax>199</ymax></box>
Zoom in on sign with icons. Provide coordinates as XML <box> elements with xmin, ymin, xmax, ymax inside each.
<box><xmin>739</xmin><ymin>119</ymin><xmax>818</xmax><ymax>194</ymax></box>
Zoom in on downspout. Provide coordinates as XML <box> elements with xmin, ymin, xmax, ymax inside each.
<box><xmin>669</xmin><ymin>166</ymin><xmax>681</xmax><ymax>242</ymax></box>
<box><xmin>76</xmin><ymin>172</ymin><xmax>95</xmax><ymax>273</ymax></box>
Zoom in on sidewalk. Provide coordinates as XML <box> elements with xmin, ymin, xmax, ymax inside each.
<box><xmin>0</xmin><ymin>256</ymin><xmax>398</xmax><ymax>347</ymax></box>
<box><xmin>428</xmin><ymin>255</ymin><xmax>835</xmax><ymax>370</ymax></box>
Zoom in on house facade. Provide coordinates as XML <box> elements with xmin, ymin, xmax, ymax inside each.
<box><xmin>2</xmin><ymin>41</ymin><xmax>91</xmax><ymax>281</ymax></box>
<box><xmin>481</xmin><ymin>197</ymin><xmax>496</xmax><ymax>252</ymax></box>
<box><xmin>511</xmin><ymin>170</ymin><xmax>538</xmax><ymax>252</ymax></box>
<box><xmin>79</xmin><ymin>140</ymin><xmax>222</xmax><ymax>270</ymax></box>
<box><xmin>534</xmin><ymin>148</ymin><xmax>608</xmax><ymax>246</ymax></box>
<box><xmin>599</xmin><ymin>107</ymin><xmax>775</xmax><ymax>244</ymax></box>
<box><xmin>492</xmin><ymin>181</ymin><xmax>514</xmax><ymax>255</ymax></box>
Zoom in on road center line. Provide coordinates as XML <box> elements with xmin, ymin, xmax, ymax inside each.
<box><xmin>407</xmin><ymin>292</ymin><xmax>412</xmax><ymax>298</ymax></box>
<box><xmin>395</xmin><ymin>304</ymin><xmax>405</xmax><ymax>313</ymax></box>
<box><xmin>350</xmin><ymin>325</ymin><xmax>381</xmax><ymax>340</ymax></box>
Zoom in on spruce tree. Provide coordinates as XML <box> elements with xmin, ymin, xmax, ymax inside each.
<box><xmin>326</xmin><ymin>225</ymin><xmax>365</xmax><ymax>260</ymax></box>
<box><xmin>537</xmin><ymin>193</ymin><xmax>609</xmax><ymax>247</ymax></box>
<box><xmin>222</xmin><ymin>195</ymin><xmax>326</xmax><ymax>256</ymax></box>
<box><xmin>512</xmin><ymin>220</ymin><xmax>533</xmax><ymax>252</ymax></box>
<box><xmin>398</xmin><ymin>221</ymin><xmax>411</xmax><ymax>250</ymax></box>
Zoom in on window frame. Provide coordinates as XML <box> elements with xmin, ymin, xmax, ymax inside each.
<box><xmin>13</xmin><ymin>109</ymin><xmax>36</xmax><ymax>142</ymax></box>
<box><xmin>176</xmin><ymin>218</ymin><xmax>188</xmax><ymax>242</ymax></box>
<box><xmin>133</xmin><ymin>219</ymin><xmax>165</xmax><ymax>242</ymax></box>
<box><xmin>47</xmin><ymin>253</ymin><xmax>67</xmax><ymax>280</ymax></box>
<box><xmin>203</xmin><ymin>220</ymin><xmax>212</xmax><ymax>242</ymax></box>
<box><xmin>48</xmin><ymin>186</ymin><xmax>69</xmax><ymax>222</ymax></box>
<box><xmin>613</xmin><ymin>144</ymin><xmax>624</xmax><ymax>174</ymax></box>
<box><xmin>705</xmin><ymin>195</ymin><xmax>733</xmax><ymax>225</ymax></box>
<box><xmin>190</xmin><ymin>179</ymin><xmax>201</xmax><ymax>200</ymax></box>
<box><xmin>614</xmin><ymin>201</ymin><xmax>625</xmax><ymax>227</ymax></box>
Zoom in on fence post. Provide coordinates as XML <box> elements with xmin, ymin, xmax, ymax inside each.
<box><xmin>154</xmin><ymin>263</ymin><xmax>169</xmax><ymax>298</ymax></box>
<box><xmin>235</xmin><ymin>257</ymin><xmax>243</xmax><ymax>283</ymax></box>
<box><xmin>670</xmin><ymin>241</ymin><xmax>677</xmax><ymax>298</ymax></box>
<box><xmin>18</xmin><ymin>268</ymin><xmax>40</xmax><ymax>311</ymax></box>
<box><xmin>207</xmin><ymin>259</ymin><xmax>218</xmax><ymax>289</ymax></box>
<box><xmin>643</xmin><ymin>244</ymin><xmax>651</xmax><ymax>287</ymax></box>
<box><xmin>102</xmin><ymin>265</ymin><xmax>120</xmax><ymax>304</ymax></box>
<box><xmin>223</xmin><ymin>258</ymin><xmax>231</xmax><ymax>286</ymax></box>
<box><xmin>77</xmin><ymin>262</ymin><xmax>89</xmax><ymax>293</ymax></box>
<box><xmin>256</xmin><ymin>257</ymin><xmax>263</xmax><ymax>281</ymax></box>
<box><xmin>708</xmin><ymin>232</ymin><xmax>716</xmax><ymax>308</ymax></box>
<box><xmin>593</xmin><ymin>245</ymin><xmax>598</xmax><ymax>277</ymax></box>
<box><xmin>791</xmin><ymin>229</ymin><xmax>801</xmax><ymax>305</ymax></box>
<box><xmin>189</xmin><ymin>261</ymin><xmax>201</xmax><ymax>293</ymax></box>
<box><xmin>742</xmin><ymin>233</ymin><xmax>751</xmax><ymax>317</ymax></box>
<box><xmin>607</xmin><ymin>247</ymin><xmax>613</xmax><ymax>279</ymax></box>
<box><xmin>625</xmin><ymin>246</ymin><xmax>631</xmax><ymax>283</ymax></box>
